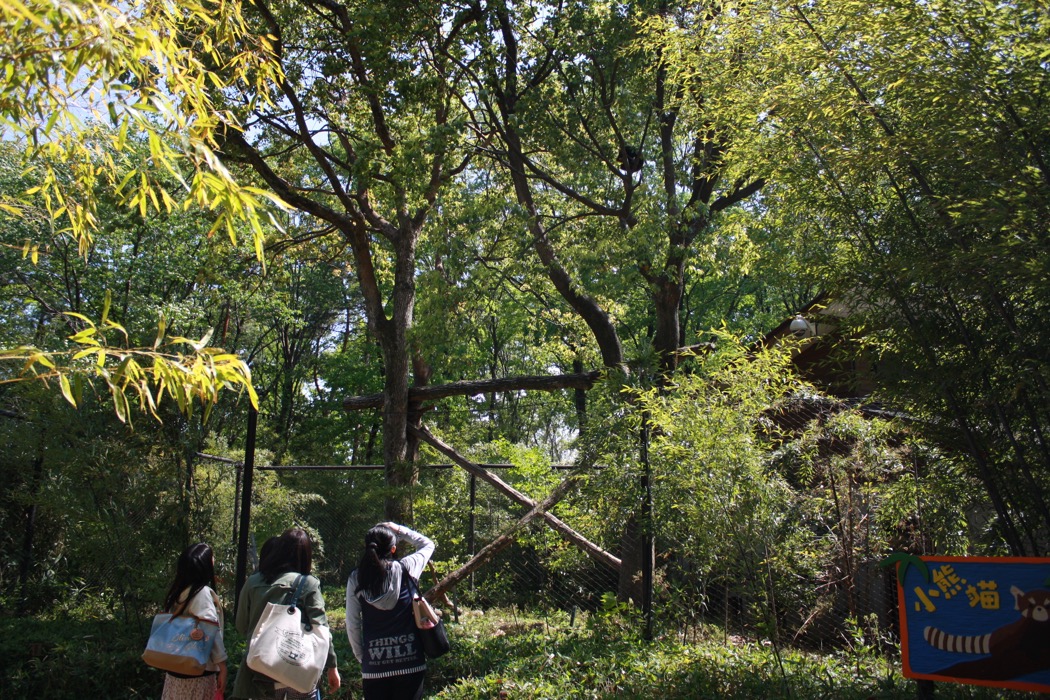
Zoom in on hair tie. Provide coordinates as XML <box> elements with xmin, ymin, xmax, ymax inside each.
<box><xmin>366</xmin><ymin>542</ymin><xmax>377</xmax><ymax>550</ymax></box>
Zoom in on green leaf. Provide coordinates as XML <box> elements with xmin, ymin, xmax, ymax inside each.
<box><xmin>58</xmin><ymin>373</ymin><xmax>77</xmax><ymax>407</ymax></box>
<box><xmin>100</xmin><ymin>289</ymin><xmax>111</xmax><ymax>326</ymax></box>
<box><xmin>879</xmin><ymin>553</ymin><xmax>930</xmax><ymax>585</ymax></box>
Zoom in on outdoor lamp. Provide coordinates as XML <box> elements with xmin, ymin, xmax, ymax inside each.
<box><xmin>789</xmin><ymin>314</ymin><xmax>809</xmax><ymax>336</ymax></box>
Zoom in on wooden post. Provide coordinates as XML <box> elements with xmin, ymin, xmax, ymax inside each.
<box><xmin>428</xmin><ymin>470</ymin><xmax>584</xmax><ymax>599</ymax></box>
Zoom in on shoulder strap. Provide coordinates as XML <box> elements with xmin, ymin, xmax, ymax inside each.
<box><xmin>285</xmin><ymin>574</ymin><xmax>313</xmax><ymax>630</ymax></box>
<box><xmin>400</xmin><ymin>561</ymin><xmax>420</xmax><ymax>596</ymax></box>
<box><xmin>169</xmin><ymin>586</ymin><xmax>196</xmax><ymax>617</ymax></box>
<box><xmin>285</xmin><ymin>574</ymin><xmax>307</xmax><ymax>606</ymax></box>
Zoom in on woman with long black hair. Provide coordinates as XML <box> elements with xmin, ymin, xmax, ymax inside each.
<box><xmin>160</xmin><ymin>542</ymin><xmax>228</xmax><ymax>700</ymax></box>
<box><xmin>346</xmin><ymin>522</ymin><xmax>436</xmax><ymax>700</ymax></box>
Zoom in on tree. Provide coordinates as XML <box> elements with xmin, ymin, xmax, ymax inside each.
<box><xmin>0</xmin><ymin>134</ymin><xmax>306</xmax><ymax>611</ymax></box>
<box><xmin>215</xmin><ymin>0</ymin><xmax>481</xmax><ymax>520</ymax></box>
<box><xmin>741</xmin><ymin>0</ymin><xmax>1050</xmax><ymax>553</ymax></box>
<box><xmin>466</xmin><ymin>0</ymin><xmax>789</xmax><ymax>601</ymax></box>
<box><xmin>472</xmin><ymin>0</ymin><xmax>776</xmax><ymax>376</ymax></box>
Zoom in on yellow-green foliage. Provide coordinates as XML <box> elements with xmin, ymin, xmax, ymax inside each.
<box><xmin>0</xmin><ymin>0</ymin><xmax>285</xmax><ymax>420</ymax></box>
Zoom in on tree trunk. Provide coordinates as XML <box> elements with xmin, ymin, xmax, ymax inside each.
<box><xmin>380</xmin><ymin>236</ymin><xmax>419</xmax><ymax>523</ymax></box>
<box><xmin>616</xmin><ymin>512</ymin><xmax>651</xmax><ymax>605</ymax></box>
<box><xmin>18</xmin><ymin>427</ymin><xmax>46</xmax><ymax>613</ymax></box>
<box><xmin>651</xmin><ymin>262</ymin><xmax>686</xmax><ymax>373</ymax></box>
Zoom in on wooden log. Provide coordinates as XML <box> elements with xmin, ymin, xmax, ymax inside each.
<box><xmin>343</xmin><ymin>371</ymin><xmax>602</xmax><ymax>410</ymax></box>
<box><xmin>341</xmin><ymin>347</ymin><xmax>714</xmax><ymax>412</ymax></box>
<box><xmin>427</xmin><ymin>471</ymin><xmax>584</xmax><ymax>599</ymax></box>
<box><xmin>410</xmin><ymin>425</ymin><xmax>621</xmax><ymax>571</ymax></box>
<box><xmin>196</xmin><ymin>453</ymin><xmax>582</xmax><ymax>471</ymax></box>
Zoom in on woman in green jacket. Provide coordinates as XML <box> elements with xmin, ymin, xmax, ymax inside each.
<box><xmin>232</xmin><ymin>528</ymin><xmax>340</xmax><ymax>699</ymax></box>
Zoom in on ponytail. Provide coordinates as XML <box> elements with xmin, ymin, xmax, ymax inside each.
<box><xmin>354</xmin><ymin>525</ymin><xmax>397</xmax><ymax>597</ymax></box>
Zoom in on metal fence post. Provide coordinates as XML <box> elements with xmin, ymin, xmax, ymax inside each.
<box><xmin>235</xmin><ymin>405</ymin><xmax>258</xmax><ymax>606</ymax></box>
<box><xmin>641</xmin><ymin>415</ymin><xmax>654</xmax><ymax>641</ymax></box>
<box><xmin>469</xmin><ymin>473</ymin><xmax>477</xmax><ymax>590</ymax></box>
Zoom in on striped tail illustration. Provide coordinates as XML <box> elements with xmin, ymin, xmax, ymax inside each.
<box><xmin>924</xmin><ymin>626</ymin><xmax>992</xmax><ymax>655</ymax></box>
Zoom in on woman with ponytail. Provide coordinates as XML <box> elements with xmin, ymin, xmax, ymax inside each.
<box><xmin>346</xmin><ymin>522</ymin><xmax>435</xmax><ymax>700</ymax></box>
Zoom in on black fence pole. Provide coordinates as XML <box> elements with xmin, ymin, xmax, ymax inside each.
<box><xmin>232</xmin><ymin>461</ymin><xmax>241</xmax><ymax>546</ymax></box>
<box><xmin>641</xmin><ymin>415</ymin><xmax>654</xmax><ymax>641</ymax></box>
<box><xmin>469</xmin><ymin>474</ymin><xmax>477</xmax><ymax>590</ymax></box>
<box><xmin>235</xmin><ymin>405</ymin><xmax>258</xmax><ymax>606</ymax></box>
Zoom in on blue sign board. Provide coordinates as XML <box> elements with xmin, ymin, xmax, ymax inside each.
<box><xmin>896</xmin><ymin>556</ymin><xmax>1050</xmax><ymax>693</ymax></box>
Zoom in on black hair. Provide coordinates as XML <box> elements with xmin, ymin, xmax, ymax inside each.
<box><xmin>259</xmin><ymin>528</ymin><xmax>313</xmax><ymax>582</ymax></box>
<box><xmin>163</xmin><ymin>542</ymin><xmax>216</xmax><ymax>613</ymax></box>
<box><xmin>354</xmin><ymin>525</ymin><xmax>397</xmax><ymax>598</ymax></box>
<box><xmin>256</xmin><ymin>536</ymin><xmax>278</xmax><ymax>571</ymax></box>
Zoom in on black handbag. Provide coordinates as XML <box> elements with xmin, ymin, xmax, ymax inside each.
<box><xmin>402</xmin><ymin>563</ymin><xmax>450</xmax><ymax>658</ymax></box>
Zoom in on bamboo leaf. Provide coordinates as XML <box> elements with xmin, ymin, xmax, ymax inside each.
<box><xmin>154</xmin><ymin>314</ymin><xmax>167</xmax><ymax>350</ymax></box>
<box><xmin>59</xmin><ymin>373</ymin><xmax>77</xmax><ymax>407</ymax></box>
<box><xmin>101</xmin><ymin>289</ymin><xmax>112</xmax><ymax>326</ymax></box>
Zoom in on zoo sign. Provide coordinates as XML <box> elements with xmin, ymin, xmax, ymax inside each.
<box><xmin>892</xmin><ymin>555</ymin><xmax>1050</xmax><ymax>693</ymax></box>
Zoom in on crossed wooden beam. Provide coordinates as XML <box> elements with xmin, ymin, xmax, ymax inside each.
<box><xmin>343</xmin><ymin>369</ymin><xmax>621</xmax><ymax>600</ymax></box>
<box><xmin>409</xmin><ymin>424</ymin><xmax>621</xmax><ymax>600</ymax></box>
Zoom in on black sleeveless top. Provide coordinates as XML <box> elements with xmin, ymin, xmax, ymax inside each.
<box><xmin>359</xmin><ymin>566</ymin><xmax>425</xmax><ymax>679</ymax></box>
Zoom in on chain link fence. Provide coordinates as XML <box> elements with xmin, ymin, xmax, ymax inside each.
<box><xmin>244</xmin><ymin>463</ymin><xmax>622</xmax><ymax>618</ymax></box>
<box><xmin>3</xmin><ymin>391</ymin><xmax>909</xmax><ymax>697</ymax></box>
<box><xmin>246</xmin><ymin>392</ymin><xmax>901</xmax><ymax>650</ymax></box>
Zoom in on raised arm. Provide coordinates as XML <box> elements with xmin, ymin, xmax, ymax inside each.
<box><xmin>382</xmin><ymin>522</ymin><xmax>435</xmax><ymax>581</ymax></box>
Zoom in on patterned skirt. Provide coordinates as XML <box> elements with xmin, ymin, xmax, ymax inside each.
<box><xmin>161</xmin><ymin>673</ymin><xmax>219</xmax><ymax>700</ymax></box>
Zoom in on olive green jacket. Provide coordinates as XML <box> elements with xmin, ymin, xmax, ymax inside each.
<box><xmin>231</xmin><ymin>571</ymin><xmax>337</xmax><ymax>699</ymax></box>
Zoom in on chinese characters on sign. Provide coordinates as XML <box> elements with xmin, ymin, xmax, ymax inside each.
<box><xmin>910</xmin><ymin>563</ymin><xmax>1000</xmax><ymax>613</ymax></box>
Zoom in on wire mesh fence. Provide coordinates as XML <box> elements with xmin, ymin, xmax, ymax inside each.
<box><xmin>236</xmin><ymin>397</ymin><xmax>901</xmax><ymax>652</ymax></box>
<box><xmin>2</xmin><ymin>390</ymin><xmax>908</xmax><ymax>698</ymax></box>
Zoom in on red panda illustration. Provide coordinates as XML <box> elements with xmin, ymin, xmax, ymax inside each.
<box><xmin>923</xmin><ymin>585</ymin><xmax>1050</xmax><ymax>680</ymax></box>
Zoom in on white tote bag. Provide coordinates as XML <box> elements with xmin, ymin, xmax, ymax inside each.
<box><xmin>246</xmin><ymin>575</ymin><xmax>331</xmax><ymax>694</ymax></box>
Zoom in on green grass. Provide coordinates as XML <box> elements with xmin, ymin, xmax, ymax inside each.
<box><xmin>422</xmin><ymin>607</ymin><xmax>1037</xmax><ymax>700</ymax></box>
<box><xmin>2</xmin><ymin>595</ymin><xmax>1042</xmax><ymax>699</ymax></box>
